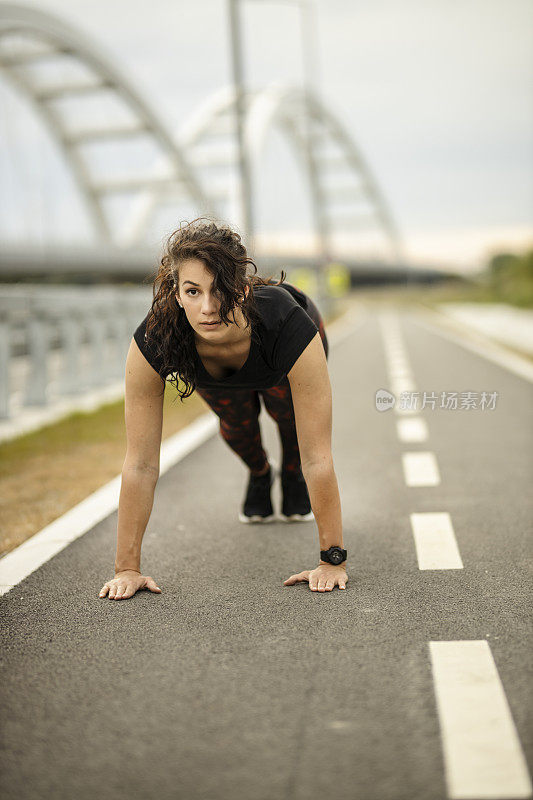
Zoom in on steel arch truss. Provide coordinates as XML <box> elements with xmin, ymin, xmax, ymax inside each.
<box><xmin>0</xmin><ymin>2</ymin><xmax>212</xmax><ymax>243</ymax></box>
<box><xmin>249</xmin><ymin>84</ymin><xmax>403</xmax><ymax>263</ymax></box>
<box><xmin>130</xmin><ymin>82</ymin><xmax>402</xmax><ymax>261</ymax></box>
<box><xmin>0</xmin><ymin>5</ymin><xmax>402</xmax><ymax>261</ymax></box>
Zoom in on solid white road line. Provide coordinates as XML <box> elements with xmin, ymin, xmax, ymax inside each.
<box><xmin>0</xmin><ymin>413</ymin><xmax>219</xmax><ymax>596</ymax></box>
<box><xmin>412</xmin><ymin>308</ymin><xmax>533</xmax><ymax>385</ymax></box>
<box><xmin>429</xmin><ymin>640</ymin><xmax>533</xmax><ymax>799</ymax></box>
<box><xmin>397</xmin><ymin>417</ymin><xmax>428</xmax><ymax>442</ymax></box>
<box><xmin>402</xmin><ymin>451</ymin><xmax>441</xmax><ymax>486</ymax></box>
<box><xmin>410</xmin><ymin>512</ymin><xmax>463</xmax><ymax>570</ymax></box>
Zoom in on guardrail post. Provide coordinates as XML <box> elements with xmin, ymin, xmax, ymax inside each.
<box><xmin>86</xmin><ymin>307</ymin><xmax>106</xmax><ymax>389</ymax></box>
<box><xmin>59</xmin><ymin>312</ymin><xmax>83</xmax><ymax>395</ymax></box>
<box><xmin>109</xmin><ymin>313</ymin><xmax>128</xmax><ymax>380</ymax></box>
<box><xmin>23</xmin><ymin>311</ymin><xmax>49</xmax><ymax>407</ymax></box>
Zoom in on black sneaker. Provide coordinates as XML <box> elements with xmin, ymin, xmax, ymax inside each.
<box><xmin>279</xmin><ymin>468</ymin><xmax>315</xmax><ymax>522</ymax></box>
<box><xmin>238</xmin><ymin>460</ymin><xmax>277</xmax><ymax>523</ymax></box>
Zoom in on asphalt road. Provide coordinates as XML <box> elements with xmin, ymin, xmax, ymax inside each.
<box><xmin>1</xmin><ymin>305</ymin><xmax>532</xmax><ymax>800</ymax></box>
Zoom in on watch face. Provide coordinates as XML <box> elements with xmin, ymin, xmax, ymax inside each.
<box><xmin>329</xmin><ymin>548</ymin><xmax>343</xmax><ymax>564</ymax></box>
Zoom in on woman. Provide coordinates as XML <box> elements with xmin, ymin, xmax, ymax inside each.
<box><xmin>99</xmin><ymin>219</ymin><xmax>348</xmax><ymax>601</ymax></box>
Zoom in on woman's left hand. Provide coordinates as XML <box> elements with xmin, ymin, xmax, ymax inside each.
<box><xmin>283</xmin><ymin>563</ymin><xmax>348</xmax><ymax>592</ymax></box>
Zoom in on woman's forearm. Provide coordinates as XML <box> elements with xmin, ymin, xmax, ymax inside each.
<box><xmin>114</xmin><ymin>467</ymin><xmax>159</xmax><ymax>574</ymax></box>
<box><xmin>302</xmin><ymin>460</ymin><xmax>344</xmax><ymax>559</ymax></box>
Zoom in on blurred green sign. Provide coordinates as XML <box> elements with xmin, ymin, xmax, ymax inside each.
<box><xmin>326</xmin><ymin>263</ymin><xmax>350</xmax><ymax>297</ymax></box>
<box><xmin>287</xmin><ymin>263</ymin><xmax>350</xmax><ymax>298</ymax></box>
<box><xmin>287</xmin><ymin>268</ymin><xmax>318</xmax><ymax>296</ymax></box>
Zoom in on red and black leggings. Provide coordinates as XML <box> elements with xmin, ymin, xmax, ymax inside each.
<box><xmin>195</xmin><ymin>296</ymin><xmax>329</xmax><ymax>475</ymax></box>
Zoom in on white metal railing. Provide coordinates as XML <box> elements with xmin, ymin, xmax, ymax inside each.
<box><xmin>0</xmin><ymin>273</ymin><xmax>345</xmax><ymax>425</ymax></box>
<box><xmin>0</xmin><ymin>285</ymin><xmax>154</xmax><ymax>420</ymax></box>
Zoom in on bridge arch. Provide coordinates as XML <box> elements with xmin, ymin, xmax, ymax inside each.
<box><xmin>128</xmin><ymin>82</ymin><xmax>403</xmax><ymax>263</ymax></box>
<box><xmin>0</xmin><ymin>2</ymin><xmax>212</xmax><ymax>242</ymax></box>
<box><xmin>0</xmin><ymin>3</ymin><xmax>403</xmax><ymax>263</ymax></box>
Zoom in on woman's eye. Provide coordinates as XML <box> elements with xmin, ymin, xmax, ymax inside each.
<box><xmin>186</xmin><ymin>289</ymin><xmax>221</xmax><ymax>299</ymax></box>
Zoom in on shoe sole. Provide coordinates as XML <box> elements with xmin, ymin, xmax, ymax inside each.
<box><xmin>277</xmin><ymin>510</ymin><xmax>315</xmax><ymax>523</ymax></box>
<box><xmin>238</xmin><ymin>512</ymin><xmax>277</xmax><ymax>524</ymax></box>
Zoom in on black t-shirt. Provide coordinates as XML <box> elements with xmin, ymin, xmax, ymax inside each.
<box><xmin>132</xmin><ymin>282</ymin><xmax>321</xmax><ymax>390</ymax></box>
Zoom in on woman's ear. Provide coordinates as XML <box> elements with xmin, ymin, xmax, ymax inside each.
<box><xmin>236</xmin><ymin>282</ymin><xmax>250</xmax><ymax>305</ymax></box>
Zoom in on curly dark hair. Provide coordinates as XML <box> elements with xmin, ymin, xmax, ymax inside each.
<box><xmin>144</xmin><ymin>217</ymin><xmax>287</xmax><ymax>401</ymax></box>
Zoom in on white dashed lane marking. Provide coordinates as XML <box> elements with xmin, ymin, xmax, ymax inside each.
<box><xmin>396</xmin><ymin>417</ymin><xmax>428</xmax><ymax>443</ymax></box>
<box><xmin>402</xmin><ymin>451</ymin><xmax>441</xmax><ymax>487</ymax></box>
<box><xmin>410</xmin><ymin>512</ymin><xmax>463</xmax><ymax>570</ymax></box>
<box><xmin>381</xmin><ymin>311</ymin><xmax>531</xmax><ymax>798</ymax></box>
<box><xmin>429</xmin><ymin>640</ymin><xmax>533</xmax><ymax>799</ymax></box>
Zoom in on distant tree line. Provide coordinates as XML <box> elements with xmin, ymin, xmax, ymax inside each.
<box><xmin>484</xmin><ymin>247</ymin><xmax>533</xmax><ymax>307</ymax></box>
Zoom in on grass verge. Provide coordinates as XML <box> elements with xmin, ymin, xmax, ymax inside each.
<box><xmin>0</xmin><ymin>386</ymin><xmax>207</xmax><ymax>557</ymax></box>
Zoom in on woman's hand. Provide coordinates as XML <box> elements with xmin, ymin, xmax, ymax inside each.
<box><xmin>99</xmin><ymin>570</ymin><xmax>162</xmax><ymax>600</ymax></box>
<box><xmin>283</xmin><ymin>564</ymin><xmax>348</xmax><ymax>592</ymax></box>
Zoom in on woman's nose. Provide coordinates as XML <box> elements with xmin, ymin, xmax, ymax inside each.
<box><xmin>202</xmin><ymin>296</ymin><xmax>218</xmax><ymax>314</ymax></box>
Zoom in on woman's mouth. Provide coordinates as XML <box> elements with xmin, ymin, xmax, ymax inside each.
<box><xmin>201</xmin><ymin>321</ymin><xmax>221</xmax><ymax>327</ymax></box>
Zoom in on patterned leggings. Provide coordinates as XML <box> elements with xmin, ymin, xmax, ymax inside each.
<box><xmin>195</xmin><ymin>296</ymin><xmax>329</xmax><ymax>475</ymax></box>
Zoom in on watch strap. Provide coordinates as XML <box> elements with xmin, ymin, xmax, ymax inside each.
<box><xmin>320</xmin><ymin>546</ymin><xmax>347</xmax><ymax>564</ymax></box>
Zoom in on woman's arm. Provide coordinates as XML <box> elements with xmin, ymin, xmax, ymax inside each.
<box><xmin>115</xmin><ymin>469</ymin><xmax>159</xmax><ymax>573</ymax></box>
<box><xmin>114</xmin><ymin>338</ymin><xmax>165</xmax><ymax>574</ymax></box>
<box><xmin>283</xmin><ymin>333</ymin><xmax>347</xmax><ymax>592</ymax></box>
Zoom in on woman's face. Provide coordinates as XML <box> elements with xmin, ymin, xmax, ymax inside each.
<box><xmin>176</xmin><ymin>258</ymin><xmax>248</xmax><ymax>342</ymax></box>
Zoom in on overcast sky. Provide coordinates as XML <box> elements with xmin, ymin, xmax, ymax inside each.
<box><xmin>1</xmin><ymin>0</ymin><xmax>532</xmax><ymax>271</ymax></box>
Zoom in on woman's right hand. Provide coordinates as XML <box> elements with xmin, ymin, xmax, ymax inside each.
<box><xmin>99</xmin><ymin>570</ymin><xmax>162</xmax><ymax>600</ymax></box>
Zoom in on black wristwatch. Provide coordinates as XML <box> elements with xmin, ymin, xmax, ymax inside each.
<box><xmin>320</xmin><ymin>546</ymin><xmax>347</xmax><ymax>566</ymax></box>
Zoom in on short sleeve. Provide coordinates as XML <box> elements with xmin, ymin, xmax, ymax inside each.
<box><xmin>133</xmin><ymin>312</ymin><xmax>166</xmax><ymax>378</ymax></box>
<box><xmin>271</xmin><ymin>305</ymin><xmax>319</xmax><ymax>374</ymax></box>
